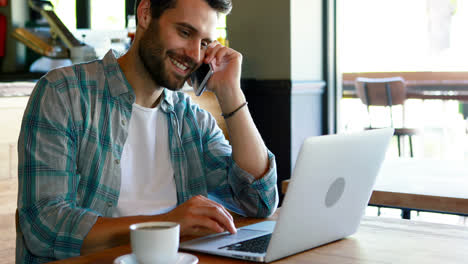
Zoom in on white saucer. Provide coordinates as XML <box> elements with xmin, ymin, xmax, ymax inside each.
<box><xmin>113</xmin><ymin>252</ymin><xmax>198</xmax><ymax>264</ymax></box>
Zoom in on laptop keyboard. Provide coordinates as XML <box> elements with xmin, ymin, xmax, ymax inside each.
<box><xmin>219</xmin><ymin>233</ymin><xmax>272</xmax><ymax>254</ymax></box>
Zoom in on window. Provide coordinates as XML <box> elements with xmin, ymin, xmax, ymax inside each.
<box><xmin>49</xmin><ymin>0</ymin><xmax>126</xmax><ymax>30</ymax></box>
<box><xmin>91</xmin><ymin>0</ymin><xmax>126</xmax><ymax>30</ymax></box>
<box><xmin>49</xmin><ymin>0</ymin><xmax>76</xmax><ymax>30</ymax></box>
<box><xmin>216</xmin><ymin>14</ymin><xmax>228</xmax><ymax>46</ymax></box>
<box><xmin>48</xmin><ymin>1</ymin><xmax>225</xmax><ymax>34</ymax></box>
<box><xmin>339</xmin><ymin>0</ymin><xmax>468</xmax><ymax>72</ymax></box>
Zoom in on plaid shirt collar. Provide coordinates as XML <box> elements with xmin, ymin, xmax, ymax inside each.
<box><xmin>102</xmin><ymin>50</ymin><xmax>176</xmax><ymax>112</ymax></box>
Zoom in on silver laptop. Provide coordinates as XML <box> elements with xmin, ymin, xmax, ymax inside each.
<box><xmin>180</xmin><ymin>128</ymin><xmax>394</xmax><ymax>262</ymax></box>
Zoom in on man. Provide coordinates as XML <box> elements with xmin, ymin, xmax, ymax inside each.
<box><xmin>16</xmin><ymin>0</ymin><xmax>278</xmax><ymax>262</ymax></box>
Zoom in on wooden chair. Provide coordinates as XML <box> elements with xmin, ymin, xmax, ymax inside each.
<box><xmin>16</xmin><ymin>209</ymin><xmax>21</xmax><ymax>243</ymax></box>
<box><xmin>355</xmin><ymin>77</ymin><xmax>418</xmax><ymax>157</ymax></box>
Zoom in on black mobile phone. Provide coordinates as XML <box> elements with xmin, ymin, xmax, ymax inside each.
<box><xmin>190</xmin><ymin>63</ymin><xmax>213</xmax><ymax>96</ymax></box>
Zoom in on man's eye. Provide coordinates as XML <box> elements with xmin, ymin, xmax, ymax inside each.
<box><xmin>179</xmin><ymin>30</ymin><xmax>190</xmax><ymax>37</ymax></box>
<box><xmin>201</xmin><ymin>42</ymin><xmax>209</xmax><ymax>49</ymax></box>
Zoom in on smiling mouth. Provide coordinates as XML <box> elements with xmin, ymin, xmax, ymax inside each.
<box><xmin>169</xmin><ymin>57</ymin><xmax>189</xmax><ymax>72</ymax></box>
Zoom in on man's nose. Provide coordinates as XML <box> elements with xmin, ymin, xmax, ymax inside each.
<box><xmin>186</xmin><ymin>40</ymin><xmax>202</xmax><ymax>64</ymax></box>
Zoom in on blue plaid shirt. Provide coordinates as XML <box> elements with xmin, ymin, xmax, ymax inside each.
<box><xmin>17</xmin><ymin>50</ymin><xmax>278</xmax><ymax>263</ymax></box>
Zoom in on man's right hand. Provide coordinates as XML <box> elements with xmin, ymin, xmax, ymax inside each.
<box><xmin>82</xmin><ymin>195</ymin><xmax>236</xmax><ymax>255</ymax></box>
<box><xmin>163</xmin><ymin>195</ymin><xmax>237</xmax><ymax>236</ymax></box>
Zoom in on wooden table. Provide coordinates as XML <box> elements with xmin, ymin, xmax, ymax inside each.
<box><xmin>342</xmin><ymin>71</ymin><xmax>468</xmax><ymax>101</ymax></box>
<box><xmin>370</xmin><ymin>158</ymin><xmax>468</xmax><ymax>219</ymax></box>
<box><xmin>283</xmin><ymin>158</ymin><xmax>468</xmax><ymax>219</ymax></box>
<box><xmin>49</xmin><ymin>212</ymin><xmax>468</xmax><ymax>264</ymax></box>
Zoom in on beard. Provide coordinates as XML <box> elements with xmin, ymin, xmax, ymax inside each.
<box><xmin>138</xmin><ymin>20</ymin><xmax>196</xmax><ymax>91</ymax></box>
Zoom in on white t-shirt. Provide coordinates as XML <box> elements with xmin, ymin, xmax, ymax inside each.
<box><xmin>113</xmin><ymin>103</ymin><xmax>177</xmax><ymax>217</ymax></box>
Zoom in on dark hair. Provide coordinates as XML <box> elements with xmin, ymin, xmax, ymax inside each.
<box><xmin>135</xmin><ymin>0</ymin><xmax>232</xmax><ymax>24</ymax></box>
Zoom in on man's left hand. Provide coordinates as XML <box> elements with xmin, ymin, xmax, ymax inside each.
<box><xmin>203</xmin><ymin>41</ymin><xmax>243</xmax><ymax>101</ymax></box>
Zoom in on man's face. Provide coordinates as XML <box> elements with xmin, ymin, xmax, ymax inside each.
<box><xmin>138</xmin><ymin>0</ymin><xmax>218</xmax><ymax>91</ymax></box>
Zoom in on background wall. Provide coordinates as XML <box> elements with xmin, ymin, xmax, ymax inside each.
<box><xmin>227</xmin><ymin>0</ymin><xmax>326</xmax><ymax>200</ymax></box>
<box><xmin>227</xmin><ymin>1</ymin><xmax>291</xmax><ymax>80</ymax></box>
<box><xmin>291</xmin><ymin>0</ymin><xmax>323</xmax><ymax>81</ymax></box>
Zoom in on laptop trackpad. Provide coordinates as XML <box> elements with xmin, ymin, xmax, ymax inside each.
<box><xmin>180</xmin><ymin>221</ymin><xmax>276</xmax><ymax>250</ymax></box>
<box><xmin>186</xmin><ymin>229</ymin><xmax>269</xmax><ymax>248</ymax></box>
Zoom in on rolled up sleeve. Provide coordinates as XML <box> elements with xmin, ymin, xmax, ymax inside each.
<box><xmin>227</xmin><ymin>151</ymin><xmax>279</xmax><ymax>217</ymax></box>
<box><xmin>18</xmin><ymin>201</ymin><xmax>100</xmax><ymax>259</ymax></box>
<box><xmin>199</xmin><ymin>106</ymin><xmax>278</xmax><ymax>218</ymax></box>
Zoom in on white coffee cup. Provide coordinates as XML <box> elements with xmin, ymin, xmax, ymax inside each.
<box><xmin>130</xmin><ymin>222</ymin><xmax>180</xmax><ymax>264</ymax></box>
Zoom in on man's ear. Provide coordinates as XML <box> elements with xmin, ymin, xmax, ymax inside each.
<box><xmin>137</xmin><ymin>0</ymin><xmax>152</xmax><ymax>29</ymax></box>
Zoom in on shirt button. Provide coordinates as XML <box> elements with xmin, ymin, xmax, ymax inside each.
<box><xmin>115</xmin><ymin>159</ymin><xmax>120</xmax><ymax>165</ymax></box>
<box><xmin>107</xmin><ymin>201</ymin><xmax>113</xmax><ymax>207</ymax></box>
<box><xmin>121</xmin><ymin>119</ymin><xmax>126</xmax><ymax>126</ymax></box>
